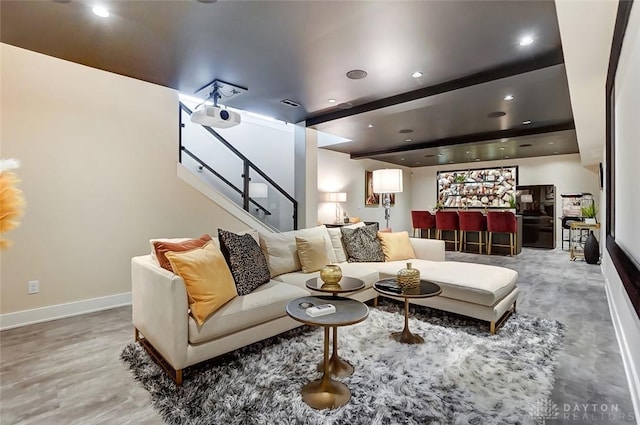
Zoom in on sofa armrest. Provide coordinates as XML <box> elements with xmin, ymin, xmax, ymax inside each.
<box><xmin>410</xmin><ymin>238</ymin><xmax>445</xmax><ymax>262</ymax></box>
<box><xmin>132</xmin><ymin>255</ymin><xmax>189</xmax><ymax>370</ymax></box>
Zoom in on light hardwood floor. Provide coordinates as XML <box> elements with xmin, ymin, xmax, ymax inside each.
<box><xmin>0</xmin><ymin>307</ymin><xmax>161</xmax><ymax>425</ymax></box>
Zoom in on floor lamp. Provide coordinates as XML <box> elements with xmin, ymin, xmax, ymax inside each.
<box><xmin>372</xmin><ymin>169</ymin><xmax>403</xmax><ymax>230</ymax></box>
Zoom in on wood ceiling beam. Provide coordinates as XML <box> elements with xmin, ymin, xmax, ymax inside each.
<box><xmin>349</xmin><ymin>120</ymin><xmax>575</xmax><ymax>159</ymax></box>
<box><xmin>306</xmin><ymin>47</ymin><xmax>565</xmax><ymax>127</ymax></box>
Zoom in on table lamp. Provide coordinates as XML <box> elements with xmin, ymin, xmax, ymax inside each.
<box><xmin>328</xmin><ymin>192</ymin><xmax>347</xmax><ymax>223</ymax></box>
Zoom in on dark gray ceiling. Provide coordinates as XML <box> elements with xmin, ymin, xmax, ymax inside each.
<box><xmin>0</xmin><ymin>0</ymin><xmax>576</xmax><ymax>167</ymax></box>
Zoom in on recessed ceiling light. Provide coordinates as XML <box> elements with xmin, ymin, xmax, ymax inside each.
<box><xmin>504</xmin><ymin>156</ymin><xmax>510</xmax><ymax>159</ymax></box>
<box><xmin>415</xmin><ymin>161</ymin><xmax>421</xmax><ymax>165</ymax></box>
<box><xmin>466</xmin><ymin>151</ymin><xmax>471</xmax><ymax>154</ymax></box>
<box><xmin>92</xmin><ymin>5</ymin><xmax>110</xmax><ymax>17</ymax></box>
<box><xmin>346</xmin><ymin>69</ymin><xmax>368</xmax><ymax>80</ymax></box>
<box><xmin>548</xmin><ymin>141</ymin><xmax>555</xmax><ymax>145</ymax></box>
<box><xmin>499</xmin><ymin>147</ymin><xmax>505</xmax><ymax>151</ymax></box>
<box><xmin>399</xmin><ymin>129</ymin><xmax>414</xmax><ymax>134</ymax></box>
<box><xmin>411</xmin><ymin>71</ymin><xmax>423</xmax><ymax>78</ymax></box>
<box><xmin>488</xmin><ymin>111</ymin><xmax>506</xmax><ymax>118</ymax></box>
<box><xmin>196</xmin><ymin>0</ymin><xmax>218</xmax><ymax>3</ymax></box>
<box><xmin>522</xmin><ymin>120</ymin><xmax>532</xmax><ymax>125</ymax></box>
<box><xmin>400</xmin><ymin>158</ymin><xmax>405</xmax><ymax>161</ymax></box>
<box><xmin>504</xmin><ymin>95</ymin><xmax>514</xmax><ymax>101</ymax></box>
<box><xmin>328</xmin><ymin>99</ymin><xmax>336</xmax><ymax>103</ymax></box>
<box><xmin>437</xmin><ymin>153</ymin><xmax>443</xmax><ymax>157</ymax></box>
<box><xmin>337</xmin><ymin>102</ymin><xmax>353</xmax><ymax>110</ymax></box>
<box><xmin>519</xmin><ymin>35</ymin><xmax>534</xmax><ymax>46</ymax></box>
<box><xmin>367</xmin><ymin>124</ymin><xmax>374</xmax><ymax>128</ymax></box>
<box><xmin>554</xmin><ymin>151</ymin><xmax>560</xmax><ymax>154</ymax></box>
<box><xmin>405</xmin><ymin>138</ymin><xmax>412</xmax><ymax>142</ymax></box>
<box><xmin>475</xmin><ymin>158</ymin><xmax>480</xmax><ymax>161</ymax></box>
<box><xmin>520</xmin><ymin>144</ymin><xmax>532</xmax><ymax>147</ymax></box>
<box><xmin>449</xmin><ymin>161</ymin><xmax>454</xmax><ymax>164</ymax></box>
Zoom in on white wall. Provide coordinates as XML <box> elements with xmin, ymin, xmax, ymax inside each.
<box><xmin>0</xmin><ymin>44</ymin><xmax>248</xmax><ymax>317</ymax></box>
<box><xmin>317</xmin><ymin>149</ymin><xmax>412</xmax><ymax>233</ymax></box>
<box><xmin>604</xmin><ymin>1</ymin><xmax>640</xmax><ymax>416</ymax></box>
<box><xmin>410</xmin><ymin>154</ymin><xmax>600</xmax><ymax>243</ymax></box>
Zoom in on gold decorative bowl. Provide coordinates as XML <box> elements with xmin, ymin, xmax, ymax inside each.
<box><xmin>320</xmin><ymin>264</ymin><xmax>343</xmax><ymax>290</ymax></box>
<box><xmin>397</xmin><ymin>262</ymin><xmax>420</xmax><ymax>289</ymax></box>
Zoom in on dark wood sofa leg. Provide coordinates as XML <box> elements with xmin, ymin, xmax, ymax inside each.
<box><xmin>135</xmin><ymin>327</ymin><xmax>184</xmax><ymax>386</ymax></box>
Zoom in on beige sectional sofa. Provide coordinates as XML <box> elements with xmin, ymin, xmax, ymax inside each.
<box><xmin>131</xmin><ymin>226</ymin><xmax>518</xmax><ymax>384</ymax></box>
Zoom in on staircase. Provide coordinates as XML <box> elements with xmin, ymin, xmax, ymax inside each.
<box><xmin>178</xmin><ymin>102</ymin><xmax>297</xmax><ymax>233</ymax></box>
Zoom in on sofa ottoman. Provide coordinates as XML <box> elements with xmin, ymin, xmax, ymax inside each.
<box><xmin>369</xmin><ymin>259</ymin><xmax>519</xmax><ymax>333</ymax></box>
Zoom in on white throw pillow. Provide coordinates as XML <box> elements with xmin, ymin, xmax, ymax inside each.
<box><xmin>259</xmin><ymin>226</ymin><xmax>336</xmax><ymax>277</ymax></box>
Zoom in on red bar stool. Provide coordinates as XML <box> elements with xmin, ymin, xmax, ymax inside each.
<box><xmin>458</xmin><ymin>211</ymin><xmax>487</xmax><ymax>254</ymax></box>
<box><xmin>435</xmin><ymin>211</ymin><xmax>459</xmax><ymax>250</ymax></box>
<box><xmin>487</xmin><ymin>211</ymin><xmax>517</xmax><ymax>256</ymax></box>
<box><xmin>410</xmin><ymin>210</ymin><xmax>436</xmax><ymax>238</ymax></box>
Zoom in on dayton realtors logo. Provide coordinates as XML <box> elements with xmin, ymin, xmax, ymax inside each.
<box><xmin>529</xmin><ymin>397</ymin><xmax>635</xmax><ymax>423</ymax></box>
<box><xmin>529</xmin><ymin>397</ymin><xmax>560</xmax><ymax>424</ymax></box>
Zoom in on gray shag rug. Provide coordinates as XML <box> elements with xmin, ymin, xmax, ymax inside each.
<box><xmin>121</xmin><ymin>301</ymin><xmax>564</xmax><ymax>425</ymax></box>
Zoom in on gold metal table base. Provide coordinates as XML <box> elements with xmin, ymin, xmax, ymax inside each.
<box><xmin>301</xmin><ymin>376</ymin><xmax>351</xmax><ymax>410</ymax></box>
<box><xmin>316</xmin><ymin>326</ymin><xmax>354</xmax><ymax>377</ymax></box>
<box><xmin>319</xmin><ymin>353</ymin><xmax>354</xmax><ymax>377</ymax></box>
<box><xmin>391</xmin><ymin>298</ymin><xmax>424</xmax><ymax>344</ymax></box>
<box><xmin>302</xmin><ymin>326</ymin><xmax>351</xmax><ymax>409</ymax></box>
<box><xmin>391</xmin><ymin>329</ymin><xmax>425</xmax><ymax>344</ymax></box>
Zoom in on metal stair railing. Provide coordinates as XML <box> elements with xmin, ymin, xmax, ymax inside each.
<box><xmin>179</xmin><ymin>102</ymin><xmax>298</xmax><ymax>231</ymax></box>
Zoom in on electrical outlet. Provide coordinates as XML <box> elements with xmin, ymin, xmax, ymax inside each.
<box><xmin>28</xmin><ymin>280</ymin><xmax>39</xmax><ymax>295</ymax></box>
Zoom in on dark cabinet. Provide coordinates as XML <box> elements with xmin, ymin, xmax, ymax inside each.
<box><xmin>517</xmin><ymin>185</ymin><xmax>555</xmax><ymax>249</ymax></box>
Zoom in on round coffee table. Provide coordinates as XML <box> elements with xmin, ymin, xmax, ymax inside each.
<box><xmin>373</xmin><ymin>278</ymin><xmax>441</xmax><ymax>344</ymax></box>
<box><xmin>286</xmin><ymin>295</ymin><xmax>368</xmax><ymax>410</ymax></box>
<box><xmin>305</xmin><ymin>276</ymin><xmax>365</xmax><ymax>377</ymax></box>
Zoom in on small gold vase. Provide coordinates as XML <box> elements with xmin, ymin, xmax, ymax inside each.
<box><xmin>320</xmin><ymin>264</ymin><xmax>342</xmax><ymax>290</ymax></box>
<box><xmin>397</xmin><ymin>262</ymin><xmax>420</xmax><ymax>289</ymax></box>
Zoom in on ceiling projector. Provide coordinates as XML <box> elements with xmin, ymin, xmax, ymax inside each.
<box><xmin>190</xmin><ymin>105</ymin><xmax>241</xmax><ymax>128</ymax></box>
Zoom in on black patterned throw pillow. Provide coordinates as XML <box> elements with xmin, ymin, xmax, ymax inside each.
<box><xmin>340</xmin><ymin>224</ymin><xmax>385</xmax><ymax>262</ymax></box>
<box><xmin>218</xmin><ymin>229</ymin><xmax>271</xmax><ymax>295</ymax></box>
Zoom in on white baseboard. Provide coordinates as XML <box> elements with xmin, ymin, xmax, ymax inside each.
<box><xmin>0</xmin><ymin>292</ymin><xmax>132</xmax><ymax>331</ymax></box>
<box><xmin>604</xmin><ymin>278</ymin><xmax>640</xmax><ymax>423</ymax></box>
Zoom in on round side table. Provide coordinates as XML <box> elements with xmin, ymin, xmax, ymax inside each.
<box><xmin>373</xmin><ymin>278</ymin><xmax>441</xmax><ymax>344</ymax></box>
<box><xmin>286</xmin><ymin>295</ymin><xmax>369</xmax><ymax>410</ymax></box>
<box><xmin>305</xmin><ymin>276</ymin><xmax>364</xmax><ymax>377</ymax></box>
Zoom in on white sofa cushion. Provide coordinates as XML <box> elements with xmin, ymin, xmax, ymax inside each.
<box><xmin>259</xmin><ymin>226</ymin><xmax>336</xmax><ymax>277</ymax></box>
<box><xmin>188</xmin><ymin>280</ymin><xmax>309</xmax><ymax>344</ymax></box>
<box><xmin>367</xmin><ymin>260</ymin><xmax>517</xmax><ymax>307</ymax></box>
<box><xmin>273</xmin><ymin>262</ymin><xmax>379</xmax><ymax>292</ymax></box>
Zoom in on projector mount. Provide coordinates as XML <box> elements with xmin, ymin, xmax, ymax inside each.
<box><xmin>193</xmin><ymin>79</ymin><xmax>248</xmax><ymax>109</ymax></box>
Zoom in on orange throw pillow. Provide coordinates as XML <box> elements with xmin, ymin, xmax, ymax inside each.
<box><xmin>153</xmin><ymin>234</ymin><xmax>212</xmax><ymax>272</ymax></box>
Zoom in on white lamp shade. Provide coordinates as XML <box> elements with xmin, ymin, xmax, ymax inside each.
<box><xmin>249</xmin><ymin>182</ymin><xmax>268</xmax><ymax>198</ymax></box>
<box><xmin>328</xmin><ymin>192</ymin><xmax>347</xmax><ymax>202</ymax></box>
<box><xmin>372</xmin><ymin>169</ymin><xmax>403</xmax><ymax>193</ymax></box>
